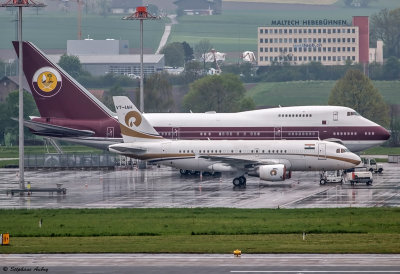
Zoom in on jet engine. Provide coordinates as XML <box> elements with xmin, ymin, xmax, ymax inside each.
<box><xmin>249</xmin><ymin>164</ymin><xmax>286</xmax><ymax>181</ymax></box>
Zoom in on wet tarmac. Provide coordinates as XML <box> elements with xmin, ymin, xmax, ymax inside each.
<box><xmin>1</xmin><ymin>254</ymin><xmax>400</xmax><ymax>274</ymax></box>
<box><xmin>0</xmin><ymin>163</ymin><xmax>399</xmax><ymax>209</ymax></box>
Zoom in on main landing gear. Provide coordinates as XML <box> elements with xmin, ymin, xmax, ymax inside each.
<box><xmin>232</xmin><ymin>176</ymin><xmax>246</xmax><ymax>187</ymax></box>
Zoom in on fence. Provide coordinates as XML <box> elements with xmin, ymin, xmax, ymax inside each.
<box><xmin>24</xmin><ymin>153</ymin><xmax>135</xmax><ymax>169</ymax></box>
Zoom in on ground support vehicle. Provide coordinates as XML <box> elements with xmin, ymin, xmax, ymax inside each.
<box><xmin>361</xmin><ymin>157</ymin><xmax>383</xmax><ymax>173</ymax></box>
<box><xmin>319</xmin><ymin>170</ymin><xmax>343</xmax><ymax>185</ymax></box>
<box><xmin>344</xmin><ymin>168</ymin><xmax>373</xmax><ymax>185</ymax></box>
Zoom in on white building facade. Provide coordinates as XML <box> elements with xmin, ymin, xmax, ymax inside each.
<box><xmin>257</xmin><ymin>17</ymin><xmax>370</xmax><ymax>66</ymax></box>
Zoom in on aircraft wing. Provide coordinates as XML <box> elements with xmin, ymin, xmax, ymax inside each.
<box><xmin>19</xmin><ymin>119</ymin><xmax>95</xmax><ymax>137</ymax></box>
<box><xmin>199</xmin><ymin>155</ymin><xmax>292</xmax><ymax>169</ymax></box>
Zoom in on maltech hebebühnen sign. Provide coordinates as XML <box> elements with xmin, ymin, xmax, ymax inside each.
<box><xmin>32</xmin><ymin>67</ymin><xmax>62</xmax><ymax>97</ymax></box>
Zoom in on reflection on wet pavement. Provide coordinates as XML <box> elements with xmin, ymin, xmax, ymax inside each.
<box><xmin>0</xmin><ymin>163</ymin><xmax>398</xmax><ymax>209</ymax></box>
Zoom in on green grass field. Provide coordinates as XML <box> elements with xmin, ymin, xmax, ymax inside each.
<box><xmin>168</xmin><ymin>0</ymin><xmax>400</xmax><ymax>53</ymax></box>
<box><xmin>0</xmin><ymin>11</ymin><xmax>165</xmax><ymax>50</ymax></box>
<box><xmin>0</xmin><ymin>208</ymin><xmax>399</xmax><ymax>253</ymax></box>
<box><xmin>1</xmin><ymin>0</ymin><xmax>398</xmax><ymax>53</ymax></box>
<box><xmin>247</xmin><ymin>80</ymin><xmax>400</xmax><ymax>107</ymax></box>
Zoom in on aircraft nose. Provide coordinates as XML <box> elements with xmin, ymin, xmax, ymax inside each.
<box><xmin>353</xmin><ymin>154</ymin><xmax>361</xmax><ymax>166</ymax></box>
<box><xmin>382</xmin><ymin>127</ymin><xmax>391</xmax><ymax>141</ymax></box>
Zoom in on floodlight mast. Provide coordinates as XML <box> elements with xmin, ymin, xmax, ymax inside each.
<box><xmin>0</xmin><ymin>0</ymin><xmax>46</xmax><ymax>192</ymax></box>
<box><xmin>122</xmin><ymin>6</ymin><xmax>160</xmax><ymax>112</ymax></box>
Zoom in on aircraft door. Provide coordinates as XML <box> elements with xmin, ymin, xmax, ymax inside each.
<box><xmin>274</xmin><ymin>127</ymin><xmax>282</xmax><ymax>140</ymax></box>
<box><xmin>318</xmin><ymin>143</ymin><xmax>326</xmax><ymax>160</ymax></box>
<box><xmin>333</xmin><ymin>111</ymin><xmax>338</xmax><ymax>121</ymax></box>
<box><xmin>172</xmin><ymin>127</ymin><xmax>180</xmax><ymax>140</ymax></box>
<box><xmin>106</xmin><ymin>127</ymin><xmax>114</xmax><ymax>138</ymax></box>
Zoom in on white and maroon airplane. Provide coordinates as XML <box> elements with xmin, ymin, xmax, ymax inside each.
<box><xmin>110</xmin><ymin>96</ymin><xmax>361</xmax><ymax>186</ymax></box>
<box><xmin>15</xmin><ymin>41</ymin><xmax>390</xmax><ymax>152</ymax></box>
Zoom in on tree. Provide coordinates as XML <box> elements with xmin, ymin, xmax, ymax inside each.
<box><xmin>161</xmin><ymin>42</ymin><xmax>185</xmax><ymax>67</ymax></box>
<box><xmin>142</xmin><ymin>73</ymin><xmax>174</xmax><ymax>112</ymax></box>
<box><xmin>194</xmin><ymin>39</ymin><xmax>212</xmax><ymax>72</ymax></box>
<box><xmin>182</xmin><ymin>73</ymin><xmax>255</xmax><ymax>113</ymax></box>
<box><xmin>103</xmin><ymin>85</ymin><xmax>129</xmax><ymax>111</ymax></box>
<box><xmin>383</xmin><ymin>56</ymin><xmax>400</xmax><ymax>80</ymax></box>
<box><xmin>58</xmin><ymin>54</ymin><xmax>83</xmax><ymax>78</ymax></box>
<box><xmin>370</xmin><ymin>8</ymin><xmax>400</xmax><ymax>58</ymax></box>
<box><xmin>0</xmin><ymin>91</ymin><xmax>39</xmax><ymax>145</ymax></box>
<box><xmin>328</xmin><ymin>69</ymin><xmax>389</xmax><ymax>128</ymax></box>
<box><xmin>181</xmin><ymin>41</ymin><xmax>194</xmax><ymax>62</ymax></box>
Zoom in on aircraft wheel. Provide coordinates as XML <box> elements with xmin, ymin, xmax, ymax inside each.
<box><xmin>366</xmin><ymin>180</ymin><xmax>372</xmax><ymax>186</ymax></box>
<box><xmin>189</xmin><ymin>170</ymin><xmax>197</xmax><ymax>175</ymax></box>
<box><xmin>320</xmin><ymin>179</ymin><xmax>326</xmax><ymax>185</ymax></box>
<box><xmin>239</xmin><ymin>176</ymin><xmax>247</xmax><ymax>186</ymax></box>
<box><xmin>233</xmin><ymin>178</ymin><xmax>241</xmax><ymax>186</ymax></box>
<box><xmin>180</xmin><ymin>169</ymin><xmax>187</xmax><ymax>175</ymax></box>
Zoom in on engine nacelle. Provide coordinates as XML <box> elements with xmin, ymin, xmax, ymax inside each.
<box><xmin>258</xmin><ymin>164</ymin><xmax>286</xmax><ymax>181</ymax></box>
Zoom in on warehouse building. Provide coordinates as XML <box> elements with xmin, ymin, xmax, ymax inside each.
<box><xmin>48</xmin><ymin>39</ymin><xmax>164</xmax><ymax>76</ymax></box>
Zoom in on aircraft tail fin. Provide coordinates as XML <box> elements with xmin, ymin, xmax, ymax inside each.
<box><xmin>12</xmin><ymin>41</ymin><xmax>115</xmax><ymax>120</ymax></box>
<box><xmin>113</xmin><ymin>96</ymin><xmax>163</xmax><ymax>143</ymax></box>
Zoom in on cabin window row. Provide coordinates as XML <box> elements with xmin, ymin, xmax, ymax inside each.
<box><xmin>288</xmin><ymin>132</ymin><xmax>316</xmax><ymax>136</ymax></box>
<box><xmin>178</xmin><ymin>149</ymin><xmax>289</xmax><ymax>154</ymax></box>
<box><xmin>279</xmin><ymin>113</ymin><xmax>312</xmax><ymax>117</ymax></box>
<box><xmin>336</xmin><ymin>148</ymin><xmax>348</xmax><ymax>153</ymax></box>
<box><xmin>333</xmin><ymin>132</ymin><xmax>357</xmax><ymax>136</ymax></box>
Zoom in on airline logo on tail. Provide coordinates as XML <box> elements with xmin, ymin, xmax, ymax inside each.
<box><xmin>125</xmin><ymin>111</ymin><xmax>142</xmax><ymax>127</ymax></box>
<box><xmin>32</xmin><ymin>67</ymin><xmax>62</xmax><ymax>97</ymax></box>
<box><xmin>113</xmin><ymin>96</ymin><xmax>162</xmax><ymax>142</ymax></box>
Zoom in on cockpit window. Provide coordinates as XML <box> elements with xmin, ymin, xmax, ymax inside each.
<box><xmin>347</xmin><ymin>111</ymin><xmax>360</xmax><ymax>116</ymax></box>
<box><xmin>337</xmin><ymin>148</ymin><xmax>348</xmax><ymax>153</ymax></box>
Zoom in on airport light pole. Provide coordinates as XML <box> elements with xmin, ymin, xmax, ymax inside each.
<box><xmin>0</xmin><ymin>0</ymin><xmax>46</xmax><ymax>192</ymax></box>
<box><xmin>122</xmin><ymin>6</ymin><xmax>160</xmax><ymax>112</ymax></box>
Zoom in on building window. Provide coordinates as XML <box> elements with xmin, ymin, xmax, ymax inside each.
<box><xmin>260</xmin><ymin>56</ymin><xmax>263</xmax><ymax>61</ymax></box>
<box><xmin>260</xmin><ymin>47</ymin><xmax>263</xmax><ymax>52</ymax></box>
<box><xmin>260</xmin><ymin>29</ymin><xmax>263</xmax><ymax>34</ymax></box>
<box><xmin>352</xmin><ymin>29</ymin><xmax>355</xmax><ymax>33</ymax></box>
<box><xmin>260</xmin><ymin>38</ymin><xmax>263</xmax><ymax>43</ymax></box>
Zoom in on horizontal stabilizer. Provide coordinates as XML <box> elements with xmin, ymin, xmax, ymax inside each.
<box><xmin>19</xmin><ymin>119</ymin><xmax>95</xmax><ymax>137</ymax></box>
<box><xmin>108</xmin><ymin>144</ymin><xmax>147</xmax><ymax>155</ymax></box>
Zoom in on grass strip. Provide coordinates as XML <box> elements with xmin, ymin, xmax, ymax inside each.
<box><xmin>0</xmin><ymin>208</ymin><xmax>399</xmax><ymax>237</ymax></box>
<box><xmin>1</xmin><ymin>234</ymin><xmax>399</xmax><ymax>254</ymax></box>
